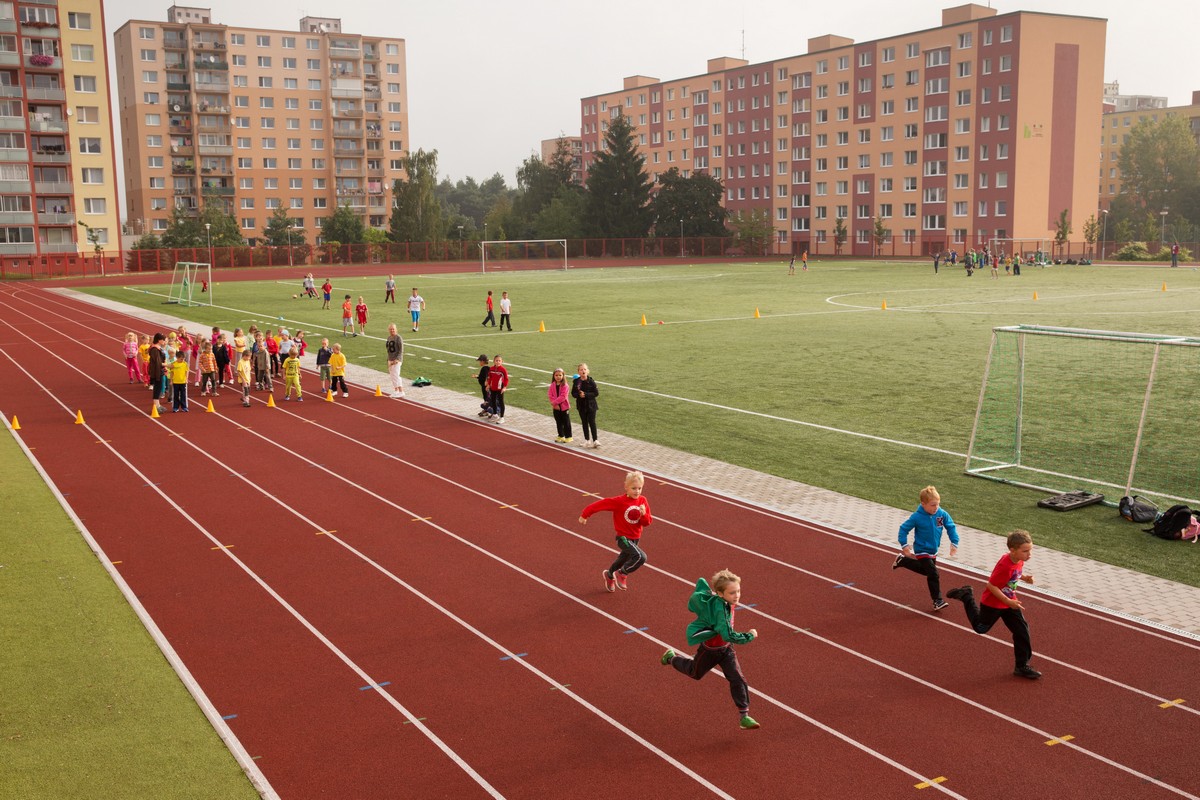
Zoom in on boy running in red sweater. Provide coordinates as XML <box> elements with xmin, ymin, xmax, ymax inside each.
<box><xmin>579</xmin><ymin>470</ymin><xmax>652</xmax><ymax>592</ymax></box>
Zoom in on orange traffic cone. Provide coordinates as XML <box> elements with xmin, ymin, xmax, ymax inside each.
<box><xmin>150</xmin><ymin>404</ymin><xmax>160</xmax><ymax>419</ymax></box>
<box><xmin>206</xmin><ymin>399</ymin><xmax>215</xmax><ymax>413</ymax></box>
<box><xmin>881</xmin><ymin>300</ymin><xmax>888</xmax><ymax>310</ymax></box>
<box><xmin>325</xmin><ymin>390</ymin><xmax>335</xmax><ymax>402</ymax></box>
<box><xmin>266</xmin><ymin>393</ymin><xmax>276</xmax><ymax>408</ymax></box>
<box><xmin>374</xmin><ymin>385</ymin><xmax>382</xmax><ymax>397</ymax></box>
<box><xmin>10</xmin><ymin>415</ymin><xmax>20</xmax><ymax>430</ymax></box>
<box><xmin>538</xmin><ymin>320</ymin><xmax>546</xmax><ymax>332</ymax></box>
<box><xmin>640</xmin><ymin>314</ymin><xmax>647</xmax><ymax>326</ymax></box>
<box><xmin>754</xmin><ymin>308</ymin><xmax>761</xmax><ymax>319</ymax></box>
<box><xmin>74</xmin><ymin>410</ymin><xmax>85</xmax><ymax>425</ymax></box>
<box><xmin>1033</xmin><ymin>291</ymin><xmax>1039</xmax><ymax>301</ymax></box>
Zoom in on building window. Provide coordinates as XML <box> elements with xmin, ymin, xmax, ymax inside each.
<box><xmin>71</xmin><ymin>44</ymin><xmax>95</xmax><ymax>62</ymax></box>
<box><xmin>256</xmin><ymin>35</ymin><xmax>271</xmax><ymax>47</ymax></box>
<box><xmin>67</xmin><ymin>12</ymin><xmax>91</xmax><ymax>30</ymax></box>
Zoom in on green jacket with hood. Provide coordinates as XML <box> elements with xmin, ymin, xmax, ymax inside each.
<box><xmin>684</xmin><ymin>578</ymin><xmax>756</xmax><ymax>647</ymax></box>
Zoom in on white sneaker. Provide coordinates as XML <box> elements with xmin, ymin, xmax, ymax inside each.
<box><xmin>389</xmin><ymin>391</ymin><xmax>402</xmax><ymax>398</ymax></box>
<box><xmin>341</xmin><ymin>392</ymin><xmax>349</xmax><ymax>397</ymax></box>
<box><xmin>495</xmin><ymin>417</ymin><xmax>504</xmax><ymax>424</ymax></box>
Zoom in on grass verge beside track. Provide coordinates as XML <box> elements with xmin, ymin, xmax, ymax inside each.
<box><xmin>0</xmin><ymin>428</ymin><xmax>258</xmax><ymax>800</ymax></box>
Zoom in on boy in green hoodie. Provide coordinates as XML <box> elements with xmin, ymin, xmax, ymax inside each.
<box><xmin>660</xmin><ymin>569</ymin><xmax>760</xmax><ymax>730</ymax></box>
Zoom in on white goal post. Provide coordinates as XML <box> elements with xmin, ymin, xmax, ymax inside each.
<box><xmin>966</xmin><ymin>325</ymin><xmax>1200</xmax><ymax>507</ymax></box>
<box><xmin>480</xmin><ymin>239</ymin><xmax>568</xmax><ymax>273</ymax></box>
<box><xmin>167</xmin><ymin>261</ymin><xmax>212</xmax><ymax>306</ymax></box>
<box><xmin>986</xmin><ymin>238</ymin><xmax>1051</xmax><ymax>266</ymax></box>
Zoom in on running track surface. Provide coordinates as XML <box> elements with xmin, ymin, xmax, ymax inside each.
<box><xmin>2</xmin><ymin>281</ymin><xmax>1199</xmax><ymax>800</ymax></box>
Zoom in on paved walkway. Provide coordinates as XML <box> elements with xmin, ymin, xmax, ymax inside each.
<box><xmin>66</xmin><ymin>289</ymin><xmax>1200</xmax><ymax>638</ymax></box>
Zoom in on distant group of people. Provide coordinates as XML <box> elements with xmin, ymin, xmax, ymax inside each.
<box><xmin>481</xmin><ymin>290</ymin><xmax>513</xmax><ymax>330</ymax></box>
<box><xmin>933</xmin><ymin>246</ymin><xmax>1023</xmax><ymax>277</ymax></box>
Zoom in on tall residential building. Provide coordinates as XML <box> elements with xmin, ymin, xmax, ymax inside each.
<box><xmin>580</xmin><ymin>4</ymin><xmax>1105</xmax><ymax>255</ymax></box>
<box><xmin>0</xmin><ymin>0</ymin><xmax>119</xmax><ymax>259</ymax></box>
<box><xmin>1102</xmin><ymin>81</ymin><xmax>1167</xmax><ymax>114</ymax></box>
<box><xmin>1099</xmin><ymin>91</ymin><xmax>1200</xmax><ymax>208</ymax></box>
<box><xmin>114</xmin><ymin>7</ymin><xmax>409</xmax><ymax>244</ymax></box>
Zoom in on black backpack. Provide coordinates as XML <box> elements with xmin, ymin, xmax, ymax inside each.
<box><xmin>1118</xmin><ymin>495</ymin><xmax>1158</xmax><ymax>524</ymax></box>
<box><xmin>1147</xmin><ymin>504</ymin><xmax>1193</xmax><ymax>540</ymax></box>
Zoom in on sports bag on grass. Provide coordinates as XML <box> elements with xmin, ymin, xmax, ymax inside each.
<box><xmin>1118</xmin><ymin>495</ymin><xmax>1158</xmax><ymax>524</ymax></box>
<box><xmin>1146</xmin><ymin>504</ymin><xmax>1194</xmax><ymax>540</ymax></box>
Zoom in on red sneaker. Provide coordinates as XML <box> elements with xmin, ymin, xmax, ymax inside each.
<box><xmin>602</xmin><ymin>570</ymin><xmax>616</xmax><ymax>592</ymax></box>
<box><xmin>614</xmin><ymin>571</ymin><xmax>628</xmax><ymax>591</ymax></box>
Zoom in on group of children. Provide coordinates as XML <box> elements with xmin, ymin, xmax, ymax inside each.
<box><xmin>578</xmin><ymin>475</ymin><xmax>1040</xmax><ymax>731</ymax></box>
<box><xmin>480</xmin><ymin>290</ymin><xmax>512</xmax><ymax>331</ymax></box>
<box><xmin>471</xmin><ymin>356</ymin><xmax>602</xmax><ymax>447</ymax></box>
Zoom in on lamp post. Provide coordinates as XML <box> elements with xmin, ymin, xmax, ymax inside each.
<box><xmin>457</xmin><ymin>224</ymin><xmax>464</xmax><ymax>260</ymax></box>
<box><xmin>1160</xmin><ymin>209</ymin><xmax>1168</xmax><ymax>247</ymax></box>
<box><xmin>205</xmin><ymin>222</ymin><xmax>212</xmax><ymax>265</ymax></box>
<box><xmin>287</xmin><ymin>224</ymin><xmax>295</xmax><ymax>267</ymax></box>
<box><xmin>1099</xmin><ymin>209</ymin><xmax>1108</xmax><ymax>261</ymax></box>
<box><xmin>679</xmin><ymin>219</ymin><xmax>684</xmax><ymax>258</ymax></box>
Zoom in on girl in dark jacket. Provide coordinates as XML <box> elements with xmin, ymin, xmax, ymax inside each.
<box><xmin>572</xmin><ymin>362</ymin><xmax>600</xmax><ymax>448</ymax></box>
<box><xmin>148</xmin><ymin>332</ymin><xmax>166</xmax><ymax>412</ymax></box>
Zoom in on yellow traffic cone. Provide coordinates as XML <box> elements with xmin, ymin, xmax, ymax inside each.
<box><xmin>538</xmin><ymin>320</ymin><xmax>546</xmax><ymax>333</ymax></box>
<box><xmin>74</xmin><ymin>410</ymin><xmax>85</xmax><ymax>425</ymax></box>
<box><xmin>266</xmin><ymin>393</ymin><xmax>276</xmax><ymax>408</ymax></box>
<box><xmin>1033</xmin><ymin>291</ymin><xmax>1039</xmax><ymax>301</ymax></box>
<box><xmin>374</xmin><ymin>385</ymin><xmax>382</xmax><ymax>397</ymax></box>
<box><xmin>326</xmin><ymin>390</ymin><xmax>335</xmax><ymax>402</ymax></box>
<box><xmin>640</xmin><ymin>314</ymin><xmax>647</xmax><ymax>326</ymax></box>
<box><xmin>206</xmin><ymin>399</ymin><xmax>215</xmax><ymax>413</ymax></box>
<box><xmin>754</xmin><ymin>308</ymin><xmax>761</xmax><ymax>319</ymax></box>
<box><xmin>10</xmin><ymin>415</ymin><xmax>19</xmax><ymax>430</ymax></box>
<box><xmin>1162</xmin><ymin>282</ymin><xmax>1167</xmax><ymax>292</ymax></box>
<box><xmin>150</xmin><ymin>404</ymin><xmax>160</xmax><ymax>419</ymax></box>
<box><xmin>881</xmin><ymin>300</ymin><xmax>888</xmax><ymax>310</ymax></box>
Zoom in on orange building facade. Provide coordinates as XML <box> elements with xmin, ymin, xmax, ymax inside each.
<box><xmin>114</xmin><ymin>7</ymin><xmax>408</xmax><ymax>244</ymax></box>
<box><xmin>580</xmin><ymin>5</ymin><xmax>1106</xmax><ymax>256</ymax></box>
<box><xmin>0</xmin><ymin>0</ymin><xmax>119</xmax><ymax>259</ymax></box>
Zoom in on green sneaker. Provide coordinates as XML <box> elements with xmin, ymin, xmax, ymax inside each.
<box><xmin>660</xmin><ymin>649</ymin><xmax>675</xmax><ymax>665</ymax></box>
<box><xmin>739</xmin><ymin>715</ymin><xmax>760</xmax><ymax>730</ymax></box>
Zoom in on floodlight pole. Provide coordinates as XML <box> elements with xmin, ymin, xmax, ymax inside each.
<box><xmin>1100</xmin><ymin>208</ymin><xmax>1108</xmax><ymax>261</ymax></box>
<box><xmin>679</xmin><ymin>219</ymin><xmax>684</xmax><ymax>258</ymax></box>
<box><xmin>205</xmin><ymin>222</ymin><xmax>212</xmax><ymax>266</ymax></box>
<box><xmin>287</xmin><ymin>224</ymin><xmax>295</xmax><ymax>268</ymax></box>
<box><xmin>1160</xmin><ymin>209</ymin><xmax>1168</xmax><ymax>247</ymax></box>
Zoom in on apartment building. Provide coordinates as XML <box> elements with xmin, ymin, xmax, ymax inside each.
<box><xmin>580</xmin><ymin>4</ymin><xmax>1105</xmax><ymax>255</ymax></box>
<box><xmin>0</xmin><ymin>0</ymin><xmax>119</xmax><ymax>258</ymax></box>
<box><xmin>540</xmin><ymin>135</ymin><xmax>583</xmax><ymax>185</ymax></box>
<box><xmin>114</xmin><ymin>7</ymin><xmax>409</xmax><ymax>244</ymax></box>
<box><xmin>1099</xmin><ymin>91</ymin><xmax>1200</xmax><ymax>208</ymax></box>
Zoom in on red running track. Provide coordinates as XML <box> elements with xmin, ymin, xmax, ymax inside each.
<box><xmin>2</xmin><ymin>281</ymin><xmax>1199</xmax><ymax>799</ymax></box>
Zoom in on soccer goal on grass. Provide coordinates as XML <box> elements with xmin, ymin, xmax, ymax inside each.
<box><xmin>965</xmin><ymin>325</ymin><xmax>1200</xmax><ymax>507</ymax></box>
<box><xmin>480</xmin><ymin>239</ymin><xmax>567</xmax><ymax>273</ymax></box>
<box><xmin>986</xmin><ymin>238</ymin><xmax>1051</xmax><ymax>266</ymax></box>
<box><xmin>166</xmin><ymin>261</ymin><xmax>212</xmax><ymax>306</ymax></box>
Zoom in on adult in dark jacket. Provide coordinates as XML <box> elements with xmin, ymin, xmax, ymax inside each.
<box><xmin>572</xmin><ymin>362</ymin><xmax>600</xmax><ymax>448</ymax></box>
<box><xmin>148</xmin><ymin>332</ymin><xmax>166</xmax><ymax>411</ymax></box>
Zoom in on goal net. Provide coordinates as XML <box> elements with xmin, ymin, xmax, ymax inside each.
<box><xmin>480</xmin><ymin>239</ymin><xmax>567</xmax><ymax>273</ymax></box>
<box><xmin>966</xmin><ymin>325</ymin><xmax>1200</xmax><ymax>507</ymax></box>
<box><xmin>167</xmin><ymin>261</ymin><xmax>212</xmax><ymax>306</ymax></box>
<box><xmin>986</xmin><ymin>238</ymin><xmax>1051</xmax><ymax>266</ymax></box>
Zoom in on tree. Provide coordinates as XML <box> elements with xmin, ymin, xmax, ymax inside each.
<box><xmin>726</xmin><ymin>209</ymin><xmax>774</xmax><ymax>256</ymax></box>
<box><xmin>1053</xmin><ymin>208</ymin><xmax>1071</xmax><ymax>258</ymax></box>
<box><xmin>130</xmin><ymin>233</ymin><xmax>163</xmax><ymax>250</ymax></box>
<box><xmin>532</xmin><ymin>187</ymin><xmax>587</xmax><ymax>240</ymax></box>
<box><xmin>1117</xmin><ymin>116</ymin><xmax>1200</xmax><ymax>221</ymax></box>
<box><xmin>1082</xmin><ymin>214</ymin><xmax>1099</xmax><ymax>258</ymax></box>
<box><xmin>158</xmin><ymin>207</ymin><xmax>203</xmax><ymax>249</ymax></box>
<box><xmin>834</xmin><ymin>217</ymin><xmax>848</xmax><ymax>255</ymax></box>
<box><xmin>323</xmin><ymin>203</ymin><xmax>366</xmax><ymax>245</ymax></box>
<box><xmin>261</xmin><ymin>207</ymin><xmax>304</xmax><ymax>247</ymax></box>
<box><xmin>648</xmin><ymin>167</ymin><xmax>727</xmax><ymax>238</ymax></box>
<box><xmin>872</xmin><ymin>216</ymin><xmax>891</xmax><ymax>256</ymax></box>
<box><xmin>584</xmin><ymin>113</ymin><xmax>653</xmax><ymax>238</ymax></box>
<box><xmin>389</xmin><ymin>148</ymin><xmax>443</xmax><ymax>243</ymax></box>
<box><xmin>514</xmin><ymin>138</ymin><xmax>580</xmax><ymax>236</ymax></box>
<box><xmin>198</xmin><ymin>190</ymin><xmax>242</xmax><ymax>246</ymax></box>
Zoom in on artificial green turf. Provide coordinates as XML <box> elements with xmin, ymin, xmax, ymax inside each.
<box><xmin>80</xmin><ymin>260</ymin><xmax>1200</xmax><ymax>585</ymax></box>
<box><xmin>0</xmin><ymin>431</ymin><xmax>258</xmax><ymax>799</ymax></box>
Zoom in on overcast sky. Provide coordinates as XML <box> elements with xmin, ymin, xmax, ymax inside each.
<box><xmin>109</xmin><ymin>0</ymin><xmax>1196</xmax><ymax>191</ymax></box>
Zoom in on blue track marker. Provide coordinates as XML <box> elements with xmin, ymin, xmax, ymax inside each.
<box><xmin>222</xmin><ymin>714</ymin><xmax>238</xmax><ymax>720</ymax></box>
<box><xmin>359</xmin><ymin>681</ymin><xmax>391</xmax><ymax>691</ymax></box>
<box><xmin>500</xmin><ymin>653</ymin><xmax>528</xmax><ymax>661</ymax></box>
<box><xmin>833</xmin><ymin>582</ymin><xmax>856</xmax><ymax>589</ymax></box>
<box><xmin>622</xmin><ymin>626</ymin><xmax>649</xmax><ymax>634</ymax></box>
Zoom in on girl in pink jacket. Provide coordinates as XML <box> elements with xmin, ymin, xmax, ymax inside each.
<box><xmin>547</xmin><ymin>367</ymin><xmax>573</xmax><ymax>443</ymax></box>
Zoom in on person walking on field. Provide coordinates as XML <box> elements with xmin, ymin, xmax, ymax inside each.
<box><xmin>481</xmin><ymin>290</ymin><xmax>496</xmax><ymax>327</ymax></box>
<box><xmin>408</xmin><ymin>288</ymin><xmax>426</xmax><ymax>332</ymax></box>
<box><xmin>321</xmin><ymin>278</ymin><xmax>333</xmax><ymax>309</ymax></box>
<box><xmin>498</xmin><ymin>291</ymin><xmax>512</xmax><ymax>331</ymax></box>
<box><xmin>385</xmin><ymin>274</ymin><xmax>397</xmax><ymax>302</ymax></box>
<box><xmin>385</xmin><ymin>323</ymin><xmax>405</xmax><ymax>399</ymax></box>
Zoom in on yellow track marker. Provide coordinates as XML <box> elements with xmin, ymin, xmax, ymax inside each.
<box><xmin>266</xmin><ymin>393</ymin><xmax>276</xmax><ymax>408</ymax></box>
<box><xmin>881</xmin><ymin>300</ymin><xmax>888</xmax><ymax>310</ymax></box>
<box><xmin>500</xmin><ymin>504</ymin><xmax>519</xmax><ymax>509</ymax></box>
<box><xmin>315</xmin><ymin>529</ymin><xmax>337</xmax><ymax>536</ymax></box>
<box><xmin>1159</xmin><ymin>698</ymin><xmax>1186</xmax><ymax>709</ymax></box>
<box><xmin>1162</xmin><ymin>282</ymin><xmax>1167</xmax><ymax>291</ymax></box>
<box><xmin>150</xmin><ymin>404</ymin><xmax>160</xmax><ymax>418</ymax></box>
<box><xmin>211</xmin><ymin>544</ymin><xmax>234</xmax><ymax>550</ymax></box>
<box><xmin>206</xmin><ymin>399</ymin><xmax>215</xmax><ymax>413</ymax></box>
<box><xmin>915</xmin><ymin>776</ymin><xmax>947</xmax><ymax>789</ymax></box>
<box><xmin>326</xmin><ymin>390</ymin><xmax>335</xmax><ymax>402</ymax></box>
<box><xmin>374</xmin><ymin>385</ymin><xmax>382</xmax><ymax>397</ymax></box>
<box><xmin>640</xmin><ymin>314</ymin><xmax>647</xmax><ymax>326</ymax></box>
<box><xmin>754</xmin><ymin>307</ymin><xmax>761</xmax><ymax>318</ymax></box>
<box><xmin>111</xmin><ymin>561</ymin><xmax>122</xmax><ymax>565</ymax></box>
<box><xmin>94</xmin><ymin>439</ymin><xmax>111</xmax><ymax>444</ymax></box>
<box><xmin>10</xmin><ymin>415</ymin><xmax>19</xmax><ymax>430</ymax></box>
<box><xmin>1044</xmin><ymin>734</ymin><xmax>1074</xmax><ymax>746</ymax></box>
<box><xmin>74</xmin><ymin>410</ymin><xmax>85</xmax><ymax>425</ymax></box>
<box><xmin>538</xmin><ymin>320</ymin><xmax>546</xmax><ymax>332</ymax></box>
<box><xmin>411</xmin><ymin>516</ymin><xmax>431</xmax><ymax>522</ymax></box>
<box><xmin>1033</xmin><ymin>291</ymin><xmax>1039</xmax><ymax>300</ymax></box>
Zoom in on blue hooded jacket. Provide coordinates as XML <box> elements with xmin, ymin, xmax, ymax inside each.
<box><xmin>898</xmin><ymin>505</ymin><xmax>959</xmax><ymax>556</ymax></box>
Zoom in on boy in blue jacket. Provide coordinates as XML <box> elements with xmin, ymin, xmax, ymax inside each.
<box><xmin>660</xmin><ymin>569</ymin><xmax>760</xmax><ymax>730</ymax></box>
<box><xmin>893</xmin><ymin>485</ymin><xmax>959</xmax><ymax>611</ymax></box>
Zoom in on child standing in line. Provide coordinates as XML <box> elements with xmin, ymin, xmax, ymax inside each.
<box><xmin>148</xmin><ymin>333</ymin><xmax>166</xmax><ymax>411</ymax></box>
<box><xmin>329</xmin><ymin>343</ymin><xmax>349</xmax><ymax>397</ymax></box>
<box><xmin>122</xmin><ymin>332</ymin><xmax>143</xmax><ymax>384</ymax></box>
<box><xmin>321</xmin><ymin>278</ymin><xmax>333</xmax><ymax>309</ymax></box>
<box><xmin>892</xmin><ymin>485</ymin><xmax>959</xmax><ymax>612</ymax></box>
<box><xmin>481</xmin><ymin>291</ymin><xmax>496</xmax><ymax>327</ymax></box>
<box><xmin>485</xmin><ymin>354</ymin><xmax>508</xmax><ymax>423</ymax></box>
<box><xmin>355</xmin><ymin>295</ymin><xmax>369</xmax><ymax>336</ymax></box>
<box><xmin>946</xmin><ymin>530</ymin><xmax>1041</xmax><ymax>679</ymax></box>
<box><xmin>198</xmin><ymin>341</ymin><xmax>218</xmax><ymax>397</ymax></box>
<box><xmin>278</xmin><ymin>331</ymin><xmax>294</xmax><ymax>367</ymax></box>
<box><xmin>282</xmin><ymin>347</ymin><xmax>303</xmax><ymax>401</ymax></box>
<box><xmin>138</xmin><ymin>334</ymin><xmax>152</xmax><ymax>386</ymax></box>
<box><xmin>547</xmin><ymin>367</ymin><xmax>573</xmax><ymax>443</ymax></box>
<box><xmin>213</xmin><ymin>333</ymin><xmax>231</xmax><ymax>390</ymax></box>
<box><xmin>579</xmin><ymin>470</ymin><xmax>652</xmax><ymax>592</ymax></box>
<box><xmin>572</xmin><ymin>363</ymin><xmax>600</xmax><ymax>448</ymax></box>
<box><xmin>252</xmin><ymin>332</ymin><xmax>272</xmax><ymax>392</ymax></box>
<box><xmin>473</xmin><ymin>354</ymin><xmax>491</xmax><ymax>416</ymax></box>
<box><xmin>498</xmin><ymin>290</ymin><xmax>512</xmax><ymax>331</ymax></box>
<box><xmin>236</xmin><ymin>350</ymin><xmax>253</xmax><ymax>407</ymax></box>
<box><xmin>170</xmin><ymin>350</ymin><xmax>190</xmax><ymax>412</ymax></box>
<box><xmin>341</xmin><ymin>294</ymin><xmax>354</xmax><ymax>337</ymax></box>
<box><xmin>294</xmin><ymin>330</ymin><xmax>308</xmax><ymax>356</ymax></box>
<box><xmin>660</xmin><ymin>569</ymin><xmax>760</xmax><ymax>730</ymax></box>
<box><xmin>316</xmin><ymin>338</ymin><xmax>332</xmax><ymax>394</ymax></box>
<box><xmin>265</xmin><ymin>327</ymin><xmax>280</xmax><ymax>377</ymax></box>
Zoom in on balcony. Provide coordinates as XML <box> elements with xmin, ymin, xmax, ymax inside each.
<box><xmin>172</xmin><ymin>164</ymin><xmax>195</xmax><ymax>175</ymax></box>
<box><xmin>42</xmin><ymin>242</ymin><xmax>78</xmax><ymax>253</ymax></box>
<box><xmin>20</xmin><ymin>22</ymin><xmax>59</xmax><ymax>38</ymax></box>
<box><xmin>32</xmin><ymin>149</ymin><xmax>70</xmax><ymax>163</ymax></box>
<box><xmin>195</xmin><ymin>102</ymin><xmax>230</xmax><ymax>114</ymax></box>
<box><xmin>333</xmin><ymin>126</ymin><xmax>363</xmax><ymax>138</ymax></box>
<box><xmin>194</xmin><ymin>82</ymin><xmax>229</xmax><ymax>93</ymax></box>
<box><xmin>196</xmin><ymin>120</ymin><xmax>230</xmax><ymax>133</ymax></box>
<box><xmin>198</xmin><ymin>144</ymin><xmax>233</xmax><ymax>156</ymax></box>
<box><xmin>200</xmin><ymin>164</ymin><xmax>232</xmax><ymax>175</ymax></box>
<box><xmin>0</xmin><ymin>116</ymin><xmax>23</xmax><ymax>130</ymax></box>
<box><xmin>192</xmin><ymin>39</ymin><xmax>227</xmax><ymax>51</ymax></box>
<box><xmin>28</xmin><ymin>116</ymin><xmax>67</xmax><ymax>132</ymax></box>
<box><xmin>332</xmin><ymin>107</ymin><xmax>363</xmax><ymax>118</ymax></box>
<box><xmin>334</xmin><ymin>146</ymin><xmax>364</xmax><ymax>157</ymax></box>
<box><xmin>329</xmin><ymin>45</ymin><xmax>360</xmax><ymax>58</ymax></box>
<box><xmin>35</xmin><ymin>181</ymin><xmax>72</xmax><ymax>194</ymax></box>
<box><xmin>169</xmin><ymin>144</ymin><xmax>194</xmax><ymax>156</ymax></box>
<box><xmin>0</xmin><ymin>85</ymin><xmax>24</xmax><ymax>98</ymax></box>
<box><xmin>0</xmin><ymin>243</ymin><xmax>37</xmax><ymax>254</ymax></box>
<box><xmin>168</xmin><ymin>101</ymin><xmax>193</xmax><ymax>113</ymax></box>
<box><xmin>0</xmin><ymin>51</ymin><xmax>20</xmax><ymax>66</ymax></box>
<box><xmin>193</xmin><ymin>58</ymin><xmax>228</xmax><ymax>71</ymax></box>
<box><xmin>0</xmin><ymin>149</ymin><xmax>28</xmax><ymax>162</ymax></box>
<box><xmin>362</xmin><ymin>48</ymin><xmax>379</xmax><ymax>61</ymax></box>
<box><xmin>27</xmin><ymin>54</ymin><xmax>61</xmax><ymax>70</ymax></box>
<box><xmin>1</xmin><ymin>211</ymin><xmax>34</xmax><ymax>224</ymax></box>
<box><xmin>38</xmin><ymin>212</ymin><xmax>74</xmax><ymax>225</ymax></box>
<box><xmin>202</xmin><ymin>185</ymin><xmax>235</xmax><ymax>195</ymax></box>
<box><xmin>0</xmin><ymin>179</ymin><xmax>32</xmax><ymax>192</ymax></box>
<box><xmin>26</xmin><ymin>86</ymin><xmax>66</xmax><ymax>101</ymax></box>
<box><xmin>167</xmin><ymin>81</ymin><xmax>191</xmax><ymax>92</ymax></box>
<box><xmin>163</xmin><ymin>36</ymin><xmax>187</xmax><ymax>50</ymax></box>
<box><xmin>165</xmin><ymin>59</ymin><xmax>188</xmax><ymax>71</ymax></box>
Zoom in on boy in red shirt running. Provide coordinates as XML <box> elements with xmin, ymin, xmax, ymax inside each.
<box><xmin>579</xmin><ymin>470</ymin><xmax>652</xmax><ymax>592</ymax></box>
<box><xmin>946</xmin><ymin>529</ymin><xmax>1041</xmax><ymax>679</ymax></box>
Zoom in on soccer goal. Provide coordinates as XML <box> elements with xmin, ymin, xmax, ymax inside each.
<box><xmin>986</xmin><ymin>238</ymin><xmax>1051</xmax><ymax>266</ymax></box>
<box><xmin>480</xmin><ymin>239</ymin><xmax>568</xmax><ymax>273</ymax></box>
<box><xmin>965</xmin><ymin>325</ymin><xmax>1200</xmax><ymax>507</ymax></box>
<box><xmin>167</xmin><ymin>261</ymin><xmax>212</xmax><ymax>306</ymax></box>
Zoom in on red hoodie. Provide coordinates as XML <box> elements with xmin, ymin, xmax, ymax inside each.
<box><xmin>581</xmin><ymin>494</ymin><xmax>652</xmax><ymax>540</ymax></box>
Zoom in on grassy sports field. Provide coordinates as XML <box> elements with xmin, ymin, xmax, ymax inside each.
<box><xmin>81</xmin><ymin>258</ymin><xmax>1200</xmax><ymax>586</ymax></box>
